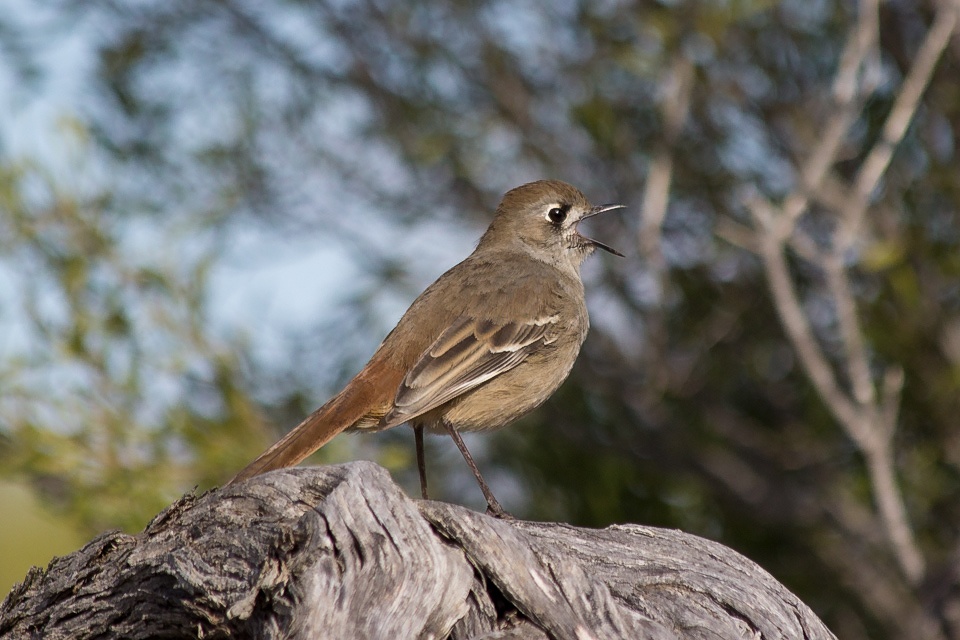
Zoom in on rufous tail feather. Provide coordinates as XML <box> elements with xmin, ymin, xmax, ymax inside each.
<box><xmin>227</xmin><ymin>368</ymin><xmax>391</xmax><ymax>485</ymax></box>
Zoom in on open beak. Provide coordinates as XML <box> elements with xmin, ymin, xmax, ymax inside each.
<box><xmin>578</xmin><ymin>204</ymin><xmax>626</xmax><ymax>257</ymax></box>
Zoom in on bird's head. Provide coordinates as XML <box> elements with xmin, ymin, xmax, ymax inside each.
<box><xmin>480</xmin><ymin>180</ymin><xmax>624</xmax><ymax>269</ymax></box>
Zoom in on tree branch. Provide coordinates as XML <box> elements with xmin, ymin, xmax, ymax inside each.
<box><xmin>775</xmin><ymin>0</ymin><xmax>881</xmax><ymax>239</ymax></box>
<box><xmin>733</xmin><ymin>0</ymin><xmax>960</xmax><ymax>586</ymax></box>
<box><xmin>638</xmin><ymin>54</ymin><xmax>694</xmax><ymax>271</ymax></box>
<box><xmin>838</xmin><ymin>0</ymin><xmax>960</xmax><ymax>249</ymax></box>
<box><xmin>0</xmin><ymin>463</ymin><xmax>837</xmax><ymax>640</ymax></box>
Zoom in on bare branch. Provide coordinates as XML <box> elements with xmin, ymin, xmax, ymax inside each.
<box><xmin>638</xmin><ymin>55</ymin><xmax>694</xmax><ymax>270</ymax></box>
<box><xmin>785</xmin><ymin>227</ymin><xmax>824</xmax><ymax>264</ymax></box>
<box><xmin>837</xmin><ymin>0</ymin><xmax>960</xmax><ymax>249</ymax></box>
<box><xmin>831</xmin><ymin>0</ymin><xmax>881</xmax><ymax>103</ymax></box>
<box><xmin>753</xmin><ymin>197</ymin><xmax>925</xmax><ymax>585</ymax></box>
<box><xmin>866</xmin><ymin>440</ymin><xmax>927</xmax><ymax>585</ymax></box>
<box><xmin>775</xmin><ymin>0</ymin><xmax>881</xmax><ymax>238</ymax></box>
<box><xmin>879</xmin><ymin>366</ymin><xmax>905</xmax><ymax>438</ymax></box>
<box><xmin>715</xmin><ymin>217</ymin><xmax>758</xmax><ymax>253</ymax></box>
<box><xmin>738</xmin><ymin>0</ymin><xmax>960</xmax><ymax>585</ymax></box>
<box><xmin>823</xmin><ymin>253</ymin><xmax>876</xmax><ymax>407</ymax></box>
<box><xmin>819</xmin><ymin>0</ymin><xmax>960</xmax><ymax>582</ymax></box>
<box><xmin>749</xmin><ymin>200</ymin><xmax>863</xmax><ymax>441</ymax></box>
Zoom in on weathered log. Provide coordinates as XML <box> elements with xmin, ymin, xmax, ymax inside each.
<box><xmin>0</xmin><ymin>461</ymin><xmax>836</xmax><ymax>639</ymax></box>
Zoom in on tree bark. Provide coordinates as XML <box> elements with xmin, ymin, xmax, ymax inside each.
<box><xmin>0</xmin><ymin>461</ymin><xmax>835</xmax><ymax>639</ymax></box>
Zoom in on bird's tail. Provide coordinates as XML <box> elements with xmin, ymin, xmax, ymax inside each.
<box><xmin>227</xmin><ymin>366</ymin><xmax>392</xmax><ymax>485</ymax></box>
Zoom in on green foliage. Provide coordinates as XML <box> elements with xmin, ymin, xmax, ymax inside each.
<box><xmin>0</xmin><ymin>152</ymin><xmax>268</xmax><ymax>533</ymax></box>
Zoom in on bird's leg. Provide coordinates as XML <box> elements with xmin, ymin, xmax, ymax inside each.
<box><xmin>414</xmin><ymin>425</ymin><xmax>429</xmax><ymax>500</ymax></box>
<box><xmin>441</xmin><ymin>419</ymin><xmax>511</xmax><ymax>519</ymax></box>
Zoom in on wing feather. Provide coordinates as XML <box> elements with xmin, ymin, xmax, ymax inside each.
<box><xmin>380</xmin><ymin>314</ymin><xmax>557</xmax><ymax>427</ymax></box>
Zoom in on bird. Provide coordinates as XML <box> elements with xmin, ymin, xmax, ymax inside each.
<box><xmin>227</xmin><ymin>180</ymin><xmax>623</xmax><ymax>517</ymax></box>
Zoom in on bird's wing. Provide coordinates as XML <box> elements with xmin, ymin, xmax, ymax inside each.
<box><xmin>380</xmin><ymin>314</ymin><xmax>559</xmax><ymax>428</ymax></box>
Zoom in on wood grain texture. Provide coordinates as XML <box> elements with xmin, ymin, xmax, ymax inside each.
<box><xmin>0</xmin><ymin>462</ymin><xmax>836</xmax><ymax>639</ymax></box>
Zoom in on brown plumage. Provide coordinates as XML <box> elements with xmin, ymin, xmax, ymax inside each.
<box><xmin>228</xmin><ymin>180</ymin><xmax>623</xmax><ymax>516</ymax></box>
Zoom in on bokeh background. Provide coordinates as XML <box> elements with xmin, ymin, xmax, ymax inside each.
<box><xmin>2</xmin><ymin>1</ymin><xmax>960</xmax><ymax>638</ymax></box>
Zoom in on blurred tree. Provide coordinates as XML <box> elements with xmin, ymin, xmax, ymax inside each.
<box><xmin>0</xmin><ymin>135</ymin><xmax>267</xmax><ymax>532</ymax></box>
<box><xmin>2</xmin><ymin>1</ymin><xmax>960</xmax><ymax>638</ymax></box>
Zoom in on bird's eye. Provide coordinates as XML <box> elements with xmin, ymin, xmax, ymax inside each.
<box><xmin>547</xmin><ymin>207</ymin><xmax>567</xmax><ymax>224</ymax></box>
